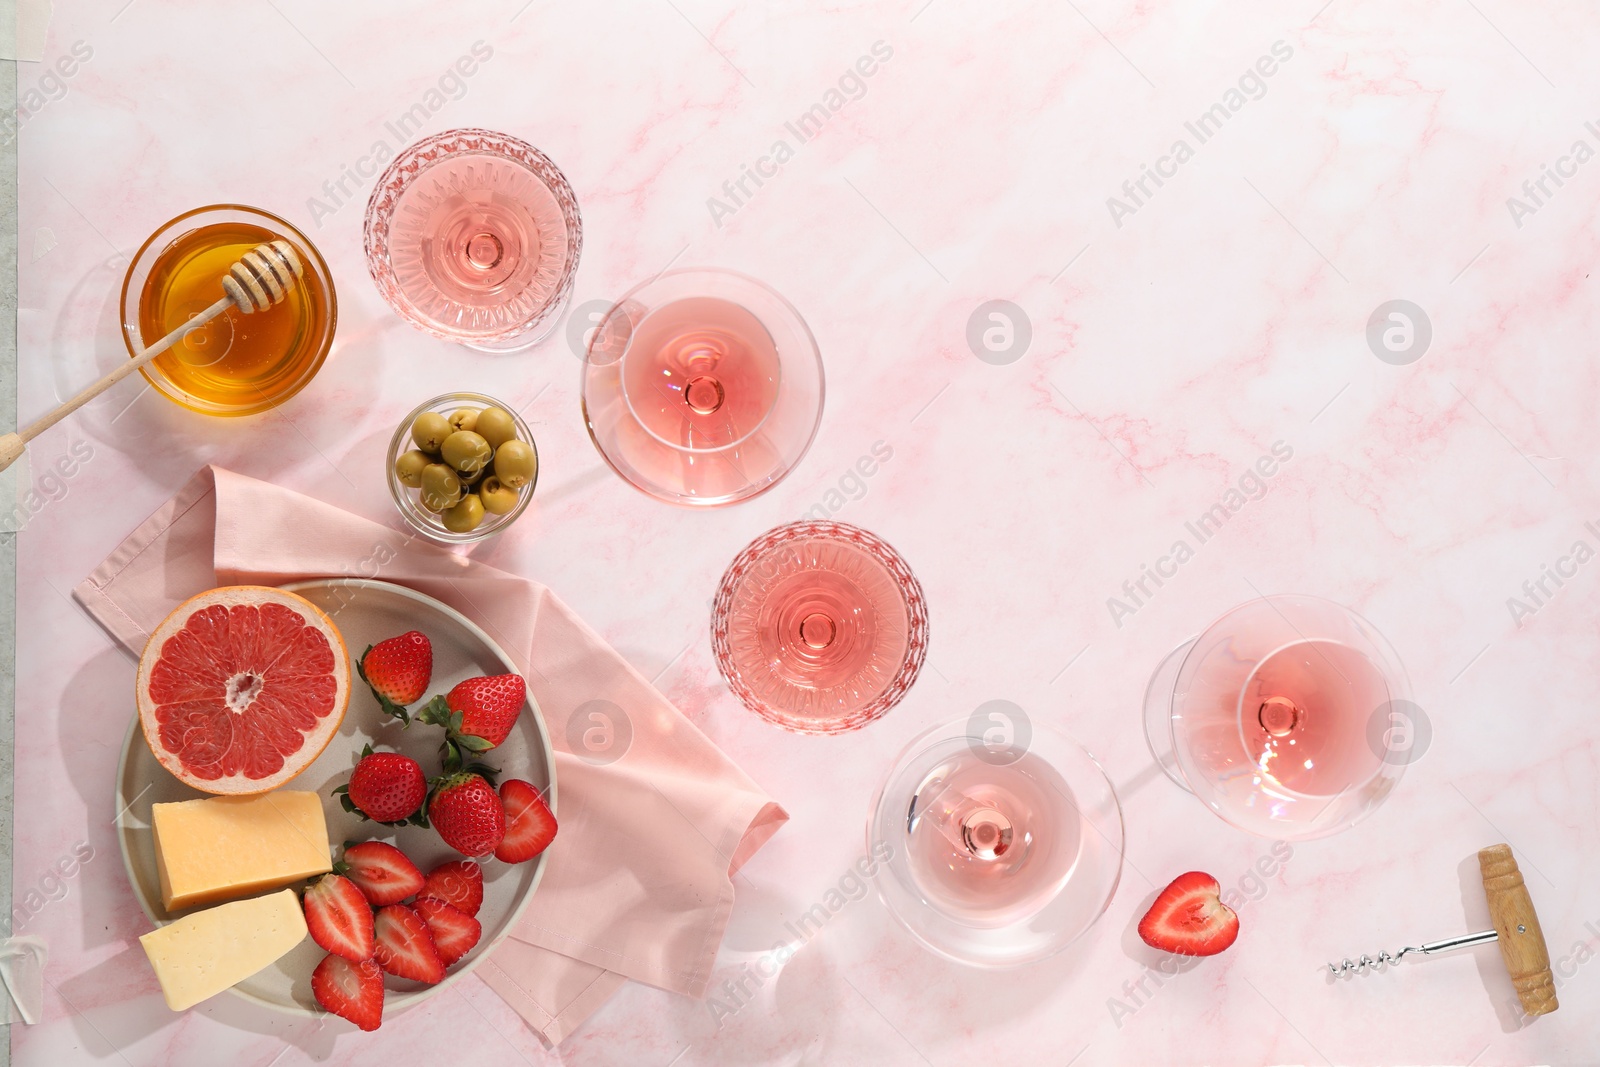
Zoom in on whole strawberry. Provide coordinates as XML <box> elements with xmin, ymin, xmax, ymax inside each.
<box><xmin>358</xmin><ymin>631</ymin><xmax>432</xmax><ymax>722</ymax></box>
<box><xmin>427</xmin><ymin>773</ymin><xmax>506</xmax><ymax>857</ymax></box>
<box><xmin>417</xmin><ymin>673</ymin><xmax>525</xmax><ymax>767</ymax></box>
<box><xmin>335</xmin><ymin>745</ymin><xmax>427</xmax><ymax>825</ymax></box>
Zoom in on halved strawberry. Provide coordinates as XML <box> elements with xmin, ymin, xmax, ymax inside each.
<box><xmin>419</xmin><ymin>860</ymin><xmax>483</xmax><ymax>917</ymax></box>
<box><xmin>495</xmin><ymin>779</ymin><xmax>557</xmax><ymax>864</ymax></box>
<box><xmin>358</xmin><ymin>631</ymin><xmax>433</xmax><ymax>723</ymax></box>
<box><xmin>339</xmin><ymin>841</ymin><xmax>425</xmax><ymax>906</ymax></box>
<box><xmin>1137</xmin><ymin>871</ymin><xmax>1239</xmax><ymax>956</ymax></box>
<box><xmin>304</xmin><ymin>874</ymin><xmax>375</xmax><ymax>962</ymax></box>
<box><xmin>312</xmin><ymin>953</ymin><xmax>384</xmax><ymax>1031</ymax></box>
<box><xmin>373</xmin><ymin>904</ymin><xmax>445</xmax><ymax>984</ymax></box>
<box><xmin>412</xmin><ymin>897</ymin><xmax>482</xmax><ymax>967</ymax></box>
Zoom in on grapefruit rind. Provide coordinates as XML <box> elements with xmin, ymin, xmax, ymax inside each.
<box><xmin>136</xmin><ymin>586</ymin><xmax>351</xmax><ymax>795</ymax></box>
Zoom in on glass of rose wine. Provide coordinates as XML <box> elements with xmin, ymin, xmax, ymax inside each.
<box><xmin>869</xmin><ymin>715</ymin><xmax>1124</xmax><ymax>967</ymax></box>
<box><xmin>711</xmin><ymin>520</ymin><xmax>927</xmax><ymax>734</ymax></box>
<box><xmin>364</xmin><ymin>128</ymin><xmax>582</xmax><ymax>351</ymax></box>
<box><xmin>1143</xmin><ymin>594</ymin><xmax>1412</xmax><ymax>840</ymax></box>
<box><xmin>581</xmin><ymin>268</ymin><xmax>823</xmax><ymax>506</ymax></box>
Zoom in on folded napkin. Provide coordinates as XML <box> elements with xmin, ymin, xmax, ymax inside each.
<box><xmin>0</xmin><ymin>937</ymin><xmax>46</xmax><ymax>1025</ymax></box>
<box><xmin>74</xmin><ymin>466</ymin><xmax>787</xmax><ymax>1044</ymax></box>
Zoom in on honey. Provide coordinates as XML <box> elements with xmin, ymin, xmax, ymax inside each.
<box><xmin>132</xmin><ymin>219</ymin><xmax>334</xmax><ymax>415</ymax></box>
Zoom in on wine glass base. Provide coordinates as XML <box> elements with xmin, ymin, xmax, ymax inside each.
<box><xmin>460</xmin><ymin>293</ymin><xmax>569</xmax><ymax>352</ymax></box>
<box><xmin>1142</xmin><ymin>635</ymin><xmax>1196</xmax><ymax>792</ymax></box>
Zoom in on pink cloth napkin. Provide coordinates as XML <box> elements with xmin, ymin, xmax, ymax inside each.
<box><xmin>74</xmin><ymin>466</ymin><xmax>787</xmax><ymax>1044</ymax></box>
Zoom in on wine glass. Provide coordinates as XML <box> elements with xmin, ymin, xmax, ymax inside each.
<box><xmin>580</xmin><ymin>268</ymin><xmax>823</xmax><ymax>506</ymax></box>
<box><xmin>1143</xmin><ymin>594</ymin><xmax>1412</xmax><ymax>840</ymax></box>
<box><xmin>868</xmin><ymin>715</ymin><xmax>1124</xmax><ymax>967</ymax></box>
<box><xmin>364</xmin><ymin>128</ymin><xmax>582</xmax><ymax>352</ymax></box>
<box><xmin>711</xmin><ymin>520</ymin><xmax>927</xmax><ymax>734</ymax></box>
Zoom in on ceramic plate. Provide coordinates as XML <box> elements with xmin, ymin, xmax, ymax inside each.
<box><xmin>114</xmin><ymin>579</ymin><xmax>556</xmax><ymax>1017</ymax></box>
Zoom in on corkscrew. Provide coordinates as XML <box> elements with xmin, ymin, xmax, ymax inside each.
<box><xmin>1327</xmin><ymin>844</ymin><xmax>1558</xmax><ymax>1018</ymax></box>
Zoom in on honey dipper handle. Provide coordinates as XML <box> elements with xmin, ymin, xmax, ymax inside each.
<box><xmin>1478</xmin><ymin>843</ymin><xmax>1558</xmax><ymax>1017</ymax></box>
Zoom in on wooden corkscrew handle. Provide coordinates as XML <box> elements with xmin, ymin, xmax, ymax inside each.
<box><xmin>1478</xmin><ymin>843</ymin><xmax>1558</xmax><ymax>1017</ymax></box>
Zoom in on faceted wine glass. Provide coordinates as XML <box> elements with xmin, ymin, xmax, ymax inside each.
<box><xmin>1143</xmin><ymin>594</ymin><xmax>1412</xmax><ymax>840</ymax></box>
<box><xmin>869</xmin><ymin>716</ymin><xmax>1124</xmax><ymax>967</ymax></box>
<box><xmin>364</xmin><ymin>128</ymin><xmax>582</xmax><ymax>352</ymax></box>
<box><xmin>581</xmin><ymin>268</ymin><xmax>824</xmax><ymax>506</ymax></box>
<box><xmin>711</xmin><ymin>521</ymin><xmax>927</xmax><ymax>734</ymax></box>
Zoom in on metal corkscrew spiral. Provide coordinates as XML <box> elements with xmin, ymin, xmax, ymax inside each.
<box><xmin>1327</xmin><ymin>946</ymin><xmax>1419</xmax><ymax>976</ymax></box>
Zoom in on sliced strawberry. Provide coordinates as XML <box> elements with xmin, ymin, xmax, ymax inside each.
<box><xmin>339</xmin><ymin>841</ymin><xmax>425</xmax><ymax>906</ymax></box>
<box><xmin>312</xmin><ymin>953</ymin><xmax>384</xmax><ymax>1031</ymax></box>
<box><xmin>358</xmin><ymin>631</ymin><xmax>433</xmax><ymax>722</ymax></box>
<box><xmin>495</xmin><ymin>779</ymin><xmax>557</xmax><ymax>864</ymax></box>
<box><xmin>412</xmin><ymin>897</ymin><xmax>482</xmax><ymax>967</ymax></box>
<box><xmin>373</xmin><ymin>904</ymin><xmax>445</xmax><ymax>984</ymax></box>
<box><xmin>418</xmin><ymin>860</ymin><xmax>483</xmax><ymax>917</ymax></box>
<box><xmin>303</xmin><ymin>874</ymin><xmax>375</xmax><ymax>962</ymax></box>
<box><xmin>1138</xmin><ymin>871</ymin><xmax>1239</xmax><ymax>957</ymax></box>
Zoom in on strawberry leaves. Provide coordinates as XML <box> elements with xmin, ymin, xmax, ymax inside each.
<box><xmin>416</xmin><ymin>696</ymin><xmax>497</xmax><ymax>773</ymax></box>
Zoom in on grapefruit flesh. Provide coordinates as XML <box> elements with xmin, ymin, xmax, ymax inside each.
<box><xmin>137</xmin><ymin>586</ymin><xmax>350</xmax><ymax>794</ymax></box>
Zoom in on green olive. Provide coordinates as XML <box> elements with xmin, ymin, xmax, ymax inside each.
<box><xmin>441</xmin><ymin>430</ymin><xmax>493</xmax><ymax>475</ymax></box>
<box><xmin>475</xmin><ymin>406</ymin><xmax>517</xmax><ymax>450</ymax></box>
<box><xmin>419</xmin><ymin>463</ymin><xmax>463</xmax><ymax>512</ymax></box>
<box><xmin>460</xmin><ymin>462</ymin><xmax>490</xmax><ymax>488</ymax></box>
<box><xmin>479</xmin><ymin>475</ymin><xmax>520</xmax><ymax>515</ymax></box>
<box><xmin>447</xmin><ymin>408</ymin><xmax>479</xmax><ymax>434</ymax></box>
<box><xmin>494</xmin><ymin>439</ymin><xmax>537</xmax><ymax>489</ymax></box>
<box><xmin>394</xmin><ymin>449</ymin><xmax>431</xmax><ymax>488</ymax></box>
<box><xmin>411</xmin><ymin>411</ymin><xmax>451</xmax><ymax>453</ymax></box>
<box><xmin>442</xmin><ymin>493</ymin><xmax>485</xmax><ymax>533</ymax></box>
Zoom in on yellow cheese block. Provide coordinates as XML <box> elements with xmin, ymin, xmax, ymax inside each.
<box><xmin>152</xmin><ymin>791</ymin><xmax>331</xmax><ymax>912</ymax></box>
<box><xmin>139</xmin><ymin>889</ymin><xmax>307</xmax><ymax>1011</ymax></box>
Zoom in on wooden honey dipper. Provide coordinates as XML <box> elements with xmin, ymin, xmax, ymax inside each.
<box><xmin>1328</xmin><ymin>843</ymin><xmax>1558</xmax><ymax>1017</ymax></box>
<box><xmin>0</xmin><ymin>239</ymin><xmax>303</xmax><ymax>473</ymax></box>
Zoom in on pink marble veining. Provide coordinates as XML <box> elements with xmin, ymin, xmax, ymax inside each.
<box><xmin>12</xmin><ymin>0</ymin><xmax>1600</xmax><ymax>1063</ymax></box>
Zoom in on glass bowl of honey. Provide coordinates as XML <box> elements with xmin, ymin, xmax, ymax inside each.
<box><xmin>120</xmin><ymin>205</ymin><xmax>337</xmax><ymax>416</ymax></box>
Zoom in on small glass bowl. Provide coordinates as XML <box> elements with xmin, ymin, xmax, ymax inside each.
<box><xmin>120</xmin><ymin>204</ymin><xmax>337</xmax><ymax>416</ymax></box>
<box><xmin>386</xmin><ymin>392</ymin><xmax>537</xmax><ymax>544</ymax></box>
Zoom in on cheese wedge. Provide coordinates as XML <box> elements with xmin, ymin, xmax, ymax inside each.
<box><xmin>152</xmin><ymin>791</ymin><xmax>331</xmax><ymax>911</ymax></box>
<box><xmin>139</xmin><ymin>889</ymin><xmax>307</xmax><ymax>1011</ymax></box>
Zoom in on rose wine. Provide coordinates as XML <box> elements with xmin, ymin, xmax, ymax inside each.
<box><xmin>387</xmin><ymin>152</ymin><xmax>570</xmax><ymax>341</ymax></box>
<box><xmin>906</xmin><ymin>748</ymin><xmax>1081</xmax><ymax>926</ymax></box>
<box><xmin>621</xmin><ymin>296</ymin><xmax>781</xmax><ymax>448</ymax></box>
<box><xmin>712</xmin><ymin>521</ymin><xmax>927</xmax><ymax>734</ymax></box>
<box><xmin>1240</xmin><ymin>639</ymin><xmax>1389</xmax><ymax>796</ymax></box>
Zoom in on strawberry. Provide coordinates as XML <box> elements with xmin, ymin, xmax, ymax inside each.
<box><xmin>303</xmin><ymin>874</ymin><xmax>375</xmax><ymax>962</ymax></box>
<box><xmin>495</xmin><ymin>779</ymin><xmax>557</xmax><ymax>864</ymax></box>
<box><xmin>372</xmin><ymin>904</ymin><xmax>445</xmax><ymax>984</ymax></box>
<box><xmin>412</xmin><ymin>897</ymin><xmax>481</xmax><ymax>967</ymax></box>
<box><xmin>1137</xmin><ymin>871</ymin><xmax>1240</xmax><ymax>957</ymax></box>
<box><xmin>417</xmin><ymin>674</ymin><xmax>526</xmax><ymax>767</ymax></box>
<box><xmin>419</xmin><ymin>860</ymin><xmax>483</xmax><ymax>917</ymax></box>
<box><xmin>338</xmin><ymin>841</ymin><xmax>425</xmax><ymax>906</ymax></box>
<box><xmin>427</xmin><ymin>773</ymin><xmax>506</xmax><ymax>857</ymax></box>
<box><xmin>312</xmin><ymin>953</ymin><xmax>384</xmax><ymax>1031</ymax></box>
<box><xmin>358</xmin><ymin>631</ymin><xmax>432</xmax><ymax>722</ymax></box>
<box><xmin>335</xmin><ymin>746</ymin><xmax>427</xmax><ymax>825</ymax></box>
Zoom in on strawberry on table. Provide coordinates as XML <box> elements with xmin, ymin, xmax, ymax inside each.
<box><xmin>339</xmin><ymin>841</ymin><xmax>425</xmax><ymax>907</ymax></box>
<box><xmin>418</xmin><ymin>860</ymin><xmax>483</xmax><ymax>917</ymax></box>
<box><xmin>312</xmin><ymin>953</ymin><xmax>385</xmax><ymax>1031</ymax></box>
<box><xmin>495</xmin><ymin>779</ymin><xmax>557</xmax><ymax>864</ymax></box>
<box><xmin>358</xmin><ymin>631</ymin><xmax>433</xmax><ymax>723</ymax></box>
<box><xmin>417</xmin><ymin>673</ymin><xmax>526</xmax><ymax>766</ymax></box>
<box><xmin>427</xmin><ymin>773</ymin><xmax>506</xmax><ymax>858</ymax></box>
<box><xmin>304</xmin><ymin>874</ymin><xmax>375</xmax><ymax>963</ymax></box>
<box><xmin>373</xmin><ymin>904</ymin><xmax>445</xmax><ymax>984</ymax></box>
<box><xmin>1138</xmin><ymin>871</ymin><xmax>1240</xmax><ymax>957</ymax></box>
<box><xmin>335</xmin><ymin>745</ymin><xmax>427</xmax><ymax>825</ymax></box>
<box><xmin>412</xmin><ymin>897</ymin><xmax>482</xmax><ymax>967</ymax></box>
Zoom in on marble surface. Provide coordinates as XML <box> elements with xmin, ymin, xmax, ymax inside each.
<box><xmin>10</xmin><ymin>0</ymin><xmax>1600</xmax><ymax>1063</ymax></box>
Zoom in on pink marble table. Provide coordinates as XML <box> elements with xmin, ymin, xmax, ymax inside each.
<box><xmin>11</xmin><ymin>0</ymin><xmax>1600</xmax><ymax>1063</ymax></box>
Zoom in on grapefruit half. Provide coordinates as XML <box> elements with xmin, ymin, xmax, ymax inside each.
<box><xmin>136</xmin><ymin>586</ymin><xmax>350</xmax><ymax>794</ymax></box>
